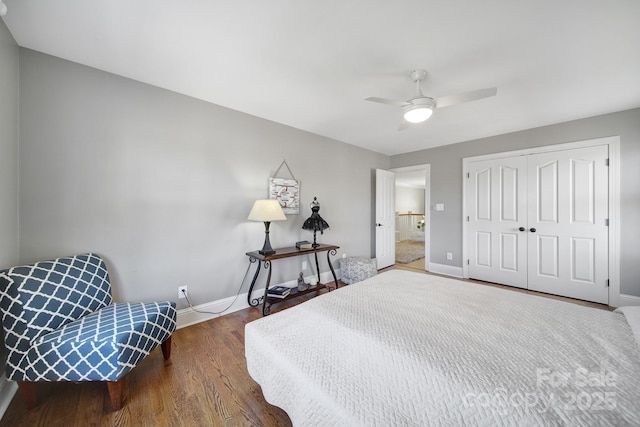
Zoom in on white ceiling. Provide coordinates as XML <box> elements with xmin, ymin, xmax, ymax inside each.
<box><xmin>3</xmin><ymin>1</ymin><xmax>639</xmax><ymax>156</ymax></box>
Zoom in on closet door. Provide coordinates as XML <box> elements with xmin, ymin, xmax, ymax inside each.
<box><xmin>468</xmin><ymin>156</ymin><xmax>528</xmax><ymax>288</ymax></box>
<box><xmin>527</xmin><ymin>145</ymin><xmax>609</xmax><ymax>303</ymax></box>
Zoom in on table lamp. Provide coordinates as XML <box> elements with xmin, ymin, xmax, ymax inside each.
<box><xmin>248</xmin><ymin>199</ymin><xmax>287</xmax><ymax>256</ymax></box>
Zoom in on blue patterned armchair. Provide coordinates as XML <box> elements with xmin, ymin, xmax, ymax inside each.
<box><xmin>0</xmin><ymin>253</ymin><xmax>177</xmax><ymax>410</ymax></box>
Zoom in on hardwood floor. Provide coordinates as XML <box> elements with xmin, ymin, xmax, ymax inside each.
<box><xmin>399</xmin><ymin>257</ymin><xmax>425</xmax><ymax>272</ymax></box>
<box><xmin>0</xmin><ymin>268</ymin><xmax>611</xmax><ymax>426</ymax></box>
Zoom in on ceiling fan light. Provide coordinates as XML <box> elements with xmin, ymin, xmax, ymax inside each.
<box><xmin>403</xmin><ymin>106</ymin><xmax>433</xmax><ymax>123</ymax></box>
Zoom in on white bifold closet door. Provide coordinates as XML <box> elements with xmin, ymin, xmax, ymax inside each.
<box><xmin>467</xmin><ymin>155</ymin><xmax>528</xmax><ymax>289</ymax></box>
<box><xmin>468</xmin><ymin>145</ymin><xmax>609</xmax><ymax>304</ymax></box>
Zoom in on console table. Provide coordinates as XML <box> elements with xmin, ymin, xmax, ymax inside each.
<box><xmin>246</xmin><ymin>244</ymin><xmax>339</xmax><ymax>316</ymax></box>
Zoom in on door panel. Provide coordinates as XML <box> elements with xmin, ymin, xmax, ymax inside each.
<box><xmin>476</xmin><ymin>168</ymin><xmax>491</xmax><ymax>220</ymax></box>
<box><xmin>500</xmin><ymin>233</ymin><xmax>518</xmax><ymax>271</ymax></box>
<box><xmin>536</xmin><ymin>235</ymin><xmax>558</xmax><ymax>277</ymax></box>
<box><xmin>501</xmin><ymin>166</ymin><xmax>518</xmax><ymax>221</ymax></box>
<box><xmin>571</xmin><ymin>159</ymin><xmax>594</xmax><ymax>224</ymax></box>
<box><xmin>527</xmin><ymin>145</ymin><xmax>608</xmax><ymax>303</ymax></box>
<box><xmin>476</xmin><ymin>232</ymin><xmax>491</xmax><ymax>267</ymax></box>
<box><xmin>375</xmin><ymin>169</ymin><xmax>395</xmax><ymax>269</ymax></box>
<box><xmin>572</xmin><ymin>237</ymin><xmax>595</xmax><ymax>282</ymax></box>
<box><xmin>537</xmin><ymin>161</ymin><xmax>558</xmax><ymax>223</ymax></box>
<box><xmin>468</xmin><ymin>156</ymin><xmax>528</xmax><ymax>288</ymax></box>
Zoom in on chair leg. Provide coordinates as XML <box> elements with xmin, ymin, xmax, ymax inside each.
<box><xmin>17</xmin><ymin>381</ymin><xmax>37</xmax><ymax>408</ymax></box>
<box><xmin>106</xmin><ymin>377</ymin><xmax>126</xmax><ymax>411</ymax></box>
<box><xmin>161</xmin><ymin>336</ymin><xmax>172</xmax><ymax>360</ymax></box>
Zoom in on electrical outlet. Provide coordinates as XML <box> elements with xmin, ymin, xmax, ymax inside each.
<box><xmin>447</xmin><ymin>252</ymin><xmax>453</xmax><ymax>261</ymax></box>
<box><xmin>178</xmin><ymin>286</ymin><xmax>188</xmax><ymax>299</ymax></box>
<box><xmin>302</xmin><ymin>261</ymin><xmax>307</xmax><ymax>270</ymax></box>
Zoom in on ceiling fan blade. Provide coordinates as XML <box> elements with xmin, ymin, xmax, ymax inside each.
<box><xmin>365</xmin><ymin>96</ymin><xmax>409</xmax><ymax>107</ymax></box>
<box><xmin>398</xmin><ymin>120</ymin><xmax>411</xmax><ymax>131</ymax></box>
<box><xmin>435</xmin><ymin>87</ymin><xmax>497</xmax><ymax>109</ymax></box>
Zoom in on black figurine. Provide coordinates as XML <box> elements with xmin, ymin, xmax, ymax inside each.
<box><xmin>302</xmin><ymin>197</ymin><xmax>330</xmax><ymax>248</ymax></box>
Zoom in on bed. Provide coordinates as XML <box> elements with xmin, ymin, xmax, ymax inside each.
<box><xmin>245</xmin><ymin>270</ymin><xmax>640</xmax><ymax>426</ymax></box>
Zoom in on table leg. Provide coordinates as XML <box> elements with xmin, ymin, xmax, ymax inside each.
<box><xmin>247</xmin><ymin>258</ymin><xmax>262</xmax><ymax>307</ymax></box>
<box><xmin>262</xmin><ymin>261</ymin><xmax>272</xmax><ymax>316</ymax></box>
<box><xmin>314</xmin><ymin>252</ymin><xmax>320</xmax><ymax>284</ymax></box>
<box><xmin>327</xmin><ymin>249</ymin><xmax>338</xmax><ymax>289</ymax></box>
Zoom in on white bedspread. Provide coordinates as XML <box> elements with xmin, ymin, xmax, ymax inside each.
<box><xmin>245</xmin><ymin>270</ymin><xmax>640</xmax><ymax>426</ymax></box>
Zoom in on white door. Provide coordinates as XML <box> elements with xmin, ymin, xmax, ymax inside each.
<box><xmin>468</xmin><ymin>156</ymin><xmax>528</xmax><ymax>288</ymax></box>
<box><xmin>527</xmin><ymin>145</ymin><xmax>609</xmax><ymax>303</ymax></box>
<box><xmin>376</xmin><ymin>169</ymin><xmax>395</xmax><ymax>269</ymax></box>
<box><xmin>466</xmin><ymin>145</ymin><xmax>609</xmax><ymax>304</ymax></box>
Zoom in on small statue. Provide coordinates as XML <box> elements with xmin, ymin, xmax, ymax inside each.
<box><xmin>297</xmin><ymin>272</ymin><xmax>310</xmax><ymax>291</ymax></box>
<box><xmin>301</xmin><ymin>197</ymin><xmax>330</xmax><ymax>248</ymax></box>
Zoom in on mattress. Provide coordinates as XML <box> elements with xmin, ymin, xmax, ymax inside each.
<box><xmin>245</xmin><ymin>269</ymin><xmax>640</xmax><ymax>426</ymax></box>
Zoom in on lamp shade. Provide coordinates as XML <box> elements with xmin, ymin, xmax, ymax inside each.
<box><xmin>247</xmin><ymin>199</ymin><xmax>287</xmax><ymax>222</ymax></box>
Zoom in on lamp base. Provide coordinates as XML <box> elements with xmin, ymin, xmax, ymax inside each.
<box><xmin>259</xmin><ymin>221</ymin><xmax>276</xmax><ymax>256</ymax></box>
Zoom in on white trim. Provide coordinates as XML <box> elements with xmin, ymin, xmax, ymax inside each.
<box><xmin>619</xmin><ymin>294</ymin><xmax>640</xmax><ymax>307</ymax></box>
<box><xmin>0</xmin><ymin>377</ymin><xmax>17</xmax><ymax>420</ymax></box>
<box><xmin>461</xmin><ymin>136</ymin><xmax>621</xmax><ymax>306</ymax></box>
<box><xmin>608</xmin><ymin>139</ymin><xmax>621</xmax><ymax>306</ymax></box>
<box><xmin>427</xmin><ymin>262</ymin><xmax>463</xmax><ymax>278</ymax></box>
<box><xmin>461</xmin><ymin>136</ymin><xmax>619</xmax><ymax>162</ymax></box>
<box><xmin>176</xmin><ymin>269</ymin><xmax>340</xmax><ymax>329</ymax></box>
<box><xmin>425</xmin><ymin>165</ymin><xmax>431</xmax><ymax>271</ymax></box>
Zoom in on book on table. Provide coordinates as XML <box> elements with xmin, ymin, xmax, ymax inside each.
<box><xmin>296</xmin><ymin>240</ymin><xmax>313</xmax><ymax>250</ymax></box>
<box><xmin>267</xmin><ymin>286</ymin><xmax>291</xmax><ymax>298</ymax></box>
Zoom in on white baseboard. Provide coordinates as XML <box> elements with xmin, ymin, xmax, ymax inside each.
<box><xmin>0</xmin><ymin>377</ymin><xmax>17</xmax><ymax>420</ymax></box>
<box><xmin>176</xmin><ymin>292</ymin><xmax>252</xmax><ymax>329</ymax></box>
<box><xmin>619</xmin><ymin>293</ymin><xmax>640</xmax><ymax>307</ymax></box>
<box><xmin>176</xmin><ymin>269</ymin><xmax>340</xmax><ymax>329</ymax></box>
<box><xmin>427</xmin><ymin>262</ymin><xmax>463</xmax><ymax>278</ymax></box>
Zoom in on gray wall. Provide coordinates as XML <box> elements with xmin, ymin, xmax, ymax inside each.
<box><xmin>19</xmin><ymin>49</ymin><xmax>388</xmax><ymax>306</ymax></box>
<box><xmin>391</xmin><ymin>108</ymin><xmax>640</xmax><ymax>297</ymax></box>
<box><xmin>0</xmin><ymin>20</ymin><xmax>19</xmax><ymax>270</ymax></box>
<box><xmin>396</xmin><ymin>187</ymin><xmax>425</xmax><ymax>214</ymax></box>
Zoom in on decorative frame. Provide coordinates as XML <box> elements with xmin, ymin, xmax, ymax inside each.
<box><xmin>269</xmin><ymin>178</ymin><xmax>299</xmax><ymax>214</ymax></box>
<box><xmin>269</xmin><ymin>160</ymin><xmax>299</xmax><ymax>214</ymax></box>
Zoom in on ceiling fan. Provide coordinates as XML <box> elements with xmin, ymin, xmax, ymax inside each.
<box><xmin>365</xmin><ymin>69</ymin><xmax>497</xmax><ymax>130</ymax></box>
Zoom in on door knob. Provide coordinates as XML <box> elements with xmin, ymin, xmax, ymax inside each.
<box><xmin>376</xmin><ymin>223</ymin><xmax>383</xmax><ymax>227</ymax></box>
<box><xmin>518</xmin><ymin>227</ymin><xmax>525</xmax><ymax>232</ymax></box>
<box><xmin>530</xmin><ymin>228</ymin><xmax>536</xmax><ymax>232</ymax></box>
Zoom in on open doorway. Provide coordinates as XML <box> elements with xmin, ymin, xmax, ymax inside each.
<box><xmin>392</xmin><ymin>165</ymin><xmax>430</xmax><ymax>271</ymax></box>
